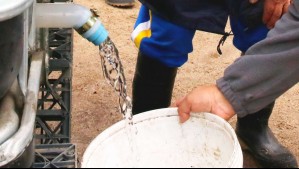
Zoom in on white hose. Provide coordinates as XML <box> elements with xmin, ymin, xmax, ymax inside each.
<box><xmin>35</xmin><ymin>3</ymin><xmax>91</xmax><ymax>29</ymax></box>
<box><xmin>0</xmin><ymin>52</ymin><xmax>43</xmax><ymax>166</ymax></box>
<box><xmin>35</xmin><ymin>3</ymin><xmax>108</xmax><ymax>46</ymax></box>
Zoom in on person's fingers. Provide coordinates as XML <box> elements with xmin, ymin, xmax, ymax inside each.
<box><xmin>179</xmin><ymin>111</ymin><xmax>190</xmax><ymax>124</ymax></box>
<box><xmin>263</xmin><ymin>0</ymin><xmax>291</xmax><ymax>28</ymax></box>
<box><xmin>177</xmin><ymin>97</ymin><xmax>191</xmax><ymax>123</ymax></box>
<box><xmin>267</xmin><ymin>5</ymin><xmax>283</xmax><ymax>28</ymax></box>
<box><xmin>263</xmin><ymin>2</ymin><xmax>275</xmax><ymax>24</ymax></box>
<box><xmin>176</xmin><ymin>85</ymin><xmax>236</xmax><ymax>122</ymax></box>
<box><xmin>283</xmin><ymin>1</ymin><xmax>291</xmax><ymax>14</ymax></box>
<box><xmin>175</xmin><ymin>96</ymin><xmax>185</xmax><ymax>107</ymax></box>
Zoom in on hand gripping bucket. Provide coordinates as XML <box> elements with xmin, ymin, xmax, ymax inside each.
<box><xmin>82</xmin><ymin>108</ymin><xmax>243</xmax><ymax>168</ymax></box>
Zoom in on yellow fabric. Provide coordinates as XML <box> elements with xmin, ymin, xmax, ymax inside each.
<box><xmin>134</xmin><ymin>30</ymin><xmax>152</xmax><ymax>48</ymax></box>
<box><xmin>133</xmin><ymin>11</ymin><xmax>152</xmax><ymax>48</ymax></box>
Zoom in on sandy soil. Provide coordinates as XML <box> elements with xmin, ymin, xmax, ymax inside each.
<box><xmin>72</xmin><ymin>0</ymin><xmax>299</xmax><ymax>167</ymax></box>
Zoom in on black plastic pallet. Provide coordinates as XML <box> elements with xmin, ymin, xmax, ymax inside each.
<box><xmin>35</xmin><ymin>0</ymin><xmax>76</xmax><ymax>168</ymax></box>
<box><xmin>36</xmin><ymin>28</ymin><xmax>73</xmax><ymax>144</ymax></box>
<box><xmin>34</xmin><ymin>144</ymin><xmax>77</xmax><ymax>168</ymax></box>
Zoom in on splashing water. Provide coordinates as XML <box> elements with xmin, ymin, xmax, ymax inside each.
<box><xmin>99</xmin><ymin>37</ymin><xmax>140</xmax><ymax>165</ymax></box>
<box><xmin>99</xmin><ymin>37</ymin><xmax>132</xmax><ymax>119</ymax></box>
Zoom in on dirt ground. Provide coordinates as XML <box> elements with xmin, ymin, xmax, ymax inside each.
<box><xmin>72</xmin><ymin>0</ymin><xmax>299</xmax><ymax>168</ymax></box>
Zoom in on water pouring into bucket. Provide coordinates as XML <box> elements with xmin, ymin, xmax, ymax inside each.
<box><xmin>82</xmin><ymin>108</ymin><xmax>243</xmax><ymax>168</ymax></box>
<box><xmin>84</xmin><ymin>13</ymin><xmax>243</xmax><ymax>168</ymax></box>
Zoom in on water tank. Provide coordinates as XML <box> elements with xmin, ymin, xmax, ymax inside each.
<box><xmin>0</xmin><ymin>0</ymin><xmax>33</xmax><ymax>99</ymax></box>
<box><xmin>0</xmin><ymin>0</ymin><xmax>34</xmax><ymax>167</ymax></box>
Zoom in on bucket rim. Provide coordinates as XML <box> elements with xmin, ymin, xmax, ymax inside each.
<box><xmin>82</xmin><ymin>108</ymin><xmax>243</xmax><ymax>168</ymax></box>
<box><xmin>0</xmin><ymin>0</ymin><xmax>34</xmax><ymax>21</ymax></box>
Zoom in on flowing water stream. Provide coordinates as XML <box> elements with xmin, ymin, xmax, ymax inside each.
<box><xmin>99</xmin><ymin>37</ymin><xmax>140</xmax><ymax>166</ymax></box>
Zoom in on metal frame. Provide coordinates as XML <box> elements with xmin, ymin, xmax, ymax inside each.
<box><xmin>34</xmin><ymin>144</ymin><xmax>77</xmax><ymax>168</ymax></box>
<box><xmin>33</xmin><ymin>0</ymin><xmax>76</xmax><ymax>167</ymax></box>
<box><xmin>35</xmin><ymin>28</ymin><xmax>73</xmax><ymax>144</ymax></box>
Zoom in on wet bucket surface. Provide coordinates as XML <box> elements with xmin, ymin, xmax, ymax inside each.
<box><xmin>82</xmin><ymin>108</ymin><xmax>243</xmax><ymax>168</ymax></box>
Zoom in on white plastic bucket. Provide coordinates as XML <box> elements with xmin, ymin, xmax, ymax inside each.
<box><xmin>82</xmin><ymin>108</ymin><xmax>243</xmax><ymax>168</ymax></box>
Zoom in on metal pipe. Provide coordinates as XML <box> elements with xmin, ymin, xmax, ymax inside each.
<box><xmin>18</xmin><ymin>8</ymin><xmax>30</xmax><ymax>96</ymax></box>
<box><xmin>0</xmin><ymin>89</ymin><xmax>20</xmax><ymax>145</ymax></box>
<box><xmin>0</xmin><ymin>51</ymin><xmax>44</xmax><ymax>166</ymax></box>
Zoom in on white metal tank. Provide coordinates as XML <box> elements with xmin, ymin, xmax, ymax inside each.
<box><xmin>0</xmin><ymin>0</ymin><xmax>33</xmax><ymax>99</ymax></box>
<box><xmin>0</xmin><ymin>0</ymin><xmax>34</xmax><ymax>21</ymax></box>
<box><xmin>0</xmin><ymin>0</ymin><xmax>34</xmax><ymax>168</ymax></box>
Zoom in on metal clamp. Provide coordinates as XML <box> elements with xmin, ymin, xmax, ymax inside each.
<box><xmin>75</xmin><ymin>16</ymin><xmax>98</xmax><ymax>35</ymax></box>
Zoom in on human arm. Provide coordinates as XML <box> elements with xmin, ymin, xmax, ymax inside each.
<box><xmin>177</xmin><ymin>1</ymin><xmax>299</xmax><ymax>122</ymax></box>
<box><xmin>218</xmin><ymin>1</ymin><xmax>299</xmax><ymax>117</ymax></box>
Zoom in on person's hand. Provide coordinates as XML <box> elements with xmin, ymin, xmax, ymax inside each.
<box><xmin>249</xmin><ymin>0</ymin><xmax>291</xmax><ymax>28</ymax></box>
<box><xmin>176</xmin><ymin>85</ymin><xmax>236</xmax><ymax>123</ymax></box>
